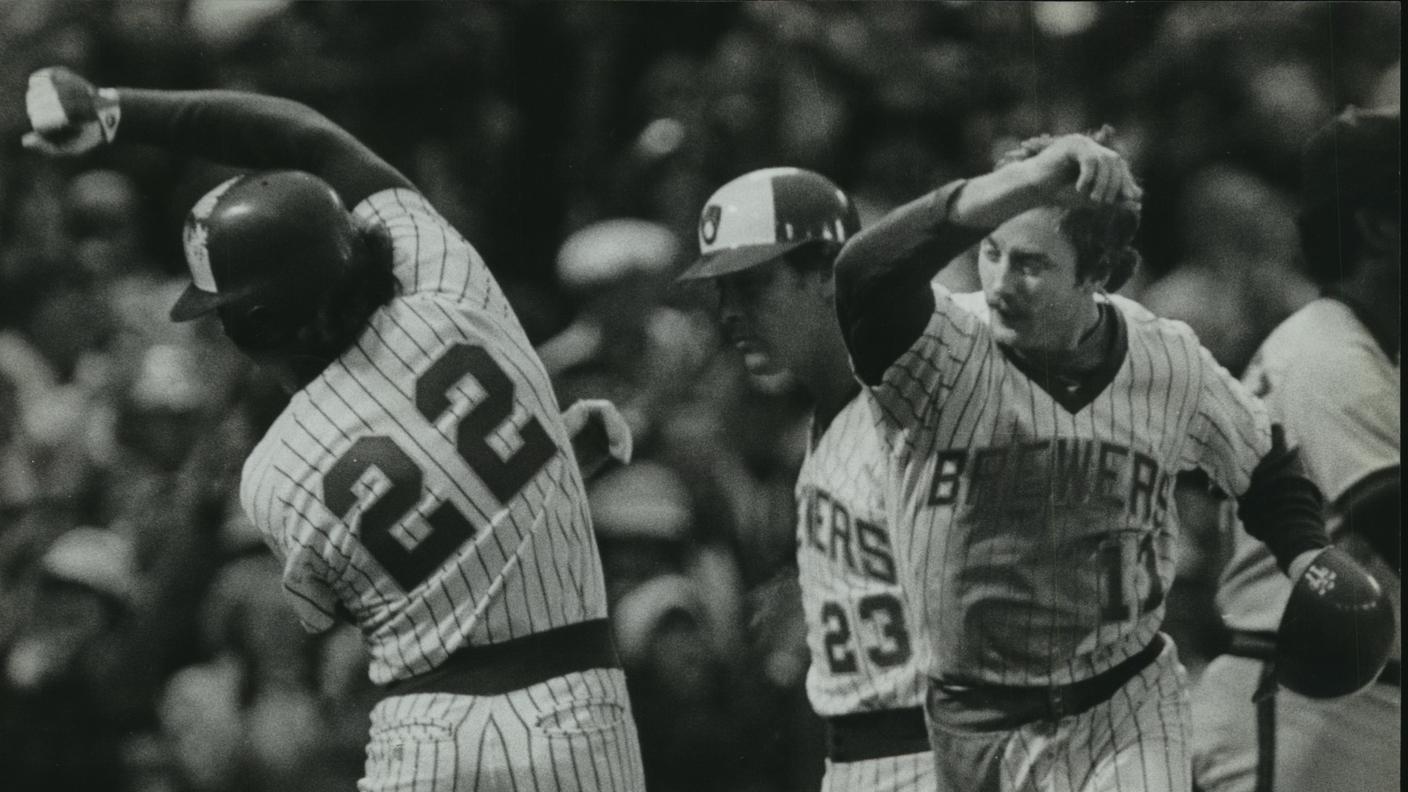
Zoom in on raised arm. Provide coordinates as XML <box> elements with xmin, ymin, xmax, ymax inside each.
<box><xmin>24</xmin><ymin>67</ymin><xmax>412</xmax><ymax>207</ymax></box>
<box><xmin>834</xmin><ymin>132</ymin><xmax>1141</xmax><ymax>384</ymax></box>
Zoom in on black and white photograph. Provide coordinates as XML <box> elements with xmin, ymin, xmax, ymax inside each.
<box><xmin>0</xmin><ymin>2</ymin><xmax>1398</xmax><ymax>791</ymax></box>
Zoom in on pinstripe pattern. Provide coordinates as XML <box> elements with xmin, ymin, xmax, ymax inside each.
<box><xmin>797</xmin><ymin>393</ymin><xmax>929</xmax><ymax>716</ymax></box>
<box><xmin>871</xmin><ymin>288</ymin><xmax>1270</xmax><ymax>688</ymax></box>
<box><xmin>358</xmin><ymin>669</ymin><xmax>645</xmax><ymax>791</ymax></box>
<box><xmin>799</xmin><ymin>392</ymin><xmax>935</xmax><ymax>791</ymax></box>
<box><xmin>926</xmin><ymin>635</ymin><xmax>1192</xmax><ymax>792</ymax></box>
<box><xmin>239</xmin><ymin>189</ymin><xmax>641</xmax><ymax>790</ymax></box>
<box><xmin>820</xmin><ymin>751</ymin><xmax>937</xmax><ymax>792</ymax></box>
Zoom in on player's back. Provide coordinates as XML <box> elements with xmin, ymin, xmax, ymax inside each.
<box><xmin>241</xmin><ymin>189</ymin><xmax>607</xmax><ymax>685</ymax></box>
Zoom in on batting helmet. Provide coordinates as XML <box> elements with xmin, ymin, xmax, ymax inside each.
<box><xmin>1275</xmin><ymin>546</ymin><xmax>1396</xmax><ymax>698</ymax></box>
<box><xmin>678</xmin><ymin>167</ymin><xmax>859</xmax><ymax>280</ymax></box>
<box><xmin>170</xmin><ymin>171</ymin><xmax>359</xmax><ymax>324</ymax></box>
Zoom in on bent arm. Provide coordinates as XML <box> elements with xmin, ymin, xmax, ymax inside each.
<box><xmin>833</xmin><ymin>156</ymin><xmax>1058</xmax><ymax>384</ymax></box>
<box><xmin>119</xmin><ymin>89</ymin><xmax>412</xmax><ymax>206</ymax></box>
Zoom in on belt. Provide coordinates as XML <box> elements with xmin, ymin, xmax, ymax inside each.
<box><xmin>825</xmin><ymin>707</ymin><xmax>930</xmax><ymax>763</ymax></box>
<box><xmin>383</xmin><ymin>618</ymin><xmax>620</xmax><ymax>698</ymax></box>
<box><xmin>933</xmin><ymin>635</ymin><xmax>1165</xmax><ymax>723</ymax></box>
<box><xmin>1220</xmin><ymin>629</ymin><xmax>1401</xmax><ymax>689</ymax></box>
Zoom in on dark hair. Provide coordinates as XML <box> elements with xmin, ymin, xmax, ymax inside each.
<box><xmin>994</xmin><ymin>125</ymin><xmax>1142</xmax><ymax>291</ymax></box>
<box><xmin>219</xmin><ymin>222</ymin><xmax>398</xmax><ymax>378</ymax></box>
<box><xmin>1058</xmin><ymin>202</ymin><xmax>1142</xmax><ymax>291</ymax></box>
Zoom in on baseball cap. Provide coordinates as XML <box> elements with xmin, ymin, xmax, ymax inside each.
<box><xmin>170</xmin><ymin>171</ymin><xmax>357</xmax><ymax>322</ymax></box>
<box><xmin>678</xmin><ymin>167</ymin><xmax>859</xmax><ymax>281</ymax></box>
<box><xmin>1300</xmin><ymin>106</ymin><xmax>1401</xmax><ymax>217</ymax></box>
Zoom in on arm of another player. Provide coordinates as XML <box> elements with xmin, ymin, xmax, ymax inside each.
<box><xmin>833</xmin><ymin>131</ymin><xmax>1141</xmax><ymax>384</ymax></box>
<box><xmin>23</xmin><ymin>66</ymin><xmax>412</xmax><ymax>207</ymax></box>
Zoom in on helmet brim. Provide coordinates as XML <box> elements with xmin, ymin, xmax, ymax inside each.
<box><xmin>169</xmin><ymin>283</ymin><xmax>238</xmax><ymax>322</ymax></box>
<box><xmin>677</xmin><ymin>240</ymin><xmax>814</xmax><ymax>281</ymax></box>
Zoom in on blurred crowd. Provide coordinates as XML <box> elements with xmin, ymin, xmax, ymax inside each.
<box><xmin>0</xmin><ymin>2</ymin><xmax>1398</xmax><ymax>791</ymax></box>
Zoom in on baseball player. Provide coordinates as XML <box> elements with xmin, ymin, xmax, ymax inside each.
<box><xmin>23</xmin><ymin>67</ymin><xmax>644</xmax><ymax>791</ymax></box>
<box><xmin>679</xmin><ymin>168</ymin><xmax>936</xmax><ymax>791</ymax></box>
<box><xmin>830</xmin><ymin>128</ymin><xmax>1391</xmax><ymax>791</ymax></box>
<box><xmin>1193</xmin><ymin>107</ymin><xmax>1401</xmax><ymax>792</ymax></box>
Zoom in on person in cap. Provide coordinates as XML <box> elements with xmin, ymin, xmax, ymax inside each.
<box><xmin>1192</xmin><ymin>105</ymin><xmax>1401</xmax><ymax>792</ymax></box>
<box><xmin>23</xmin><ymin>66</ymin><xmax>644</xmax><ymax>791</ymax></box>
<box><xmin>681</xmin><ymin>167</ymin><xmax>937</xmax><ymax>791</ymax></box>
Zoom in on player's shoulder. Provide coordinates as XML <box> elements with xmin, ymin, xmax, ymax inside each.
<box><xmin>1262</xmin><ymin>298</ymin><xmax>1372</xmax><ymax>358</ymax></box>
<box><xmin>1106</xmin><ymin>292</ymin><xmax>1202</xmax><ymax>352</ymax></box>
<box><xmin>352</xmin><ymin>187</ymin><xmax>445</xmax><ymax>228</ymax></box>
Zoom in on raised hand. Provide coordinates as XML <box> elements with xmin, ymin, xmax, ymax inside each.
<box><xmin>23</xmin><ymin>67</ymin><xmax>121</xmax><ymax>156</ymax></box>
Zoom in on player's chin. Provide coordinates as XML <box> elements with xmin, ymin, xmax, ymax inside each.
<box><xmin>989</xmin><ymin>317</ymin><xmax>1024</xmax><ymax>346</ymax></box>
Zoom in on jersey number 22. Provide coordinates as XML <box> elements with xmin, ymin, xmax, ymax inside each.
<box><xmin>323</xmin><ymin>343</ymin><xmax>557</xmax><ymax>591</ymax></box>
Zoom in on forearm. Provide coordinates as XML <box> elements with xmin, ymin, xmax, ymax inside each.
<box><xmin>833</xmin><ymin>181</ymin><xmax>983</xmax><ymax>383</ymax></box>
<box><xmin>1236</xmin><ymin>434</ymin><xmax>1332</xmax><ymax>574</ymax></box>
<box><xmin>117</xmin><ymin>89</ymin><xmax>410</xmax><ymax>205</ymax></box>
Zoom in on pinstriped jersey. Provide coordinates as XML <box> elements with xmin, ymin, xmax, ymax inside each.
<box><xmin>1218</xmin><ymin>298</ymin><xmax>1400</xmax><ymax>633</ymax></box>
<box><xmin>872</xmin><ymin>287</ymin><xmax>1270</xmax><ymax>686</ymax></box>
<box><xmin>796</xmin><ymin>391</ymin><xmax>927</xmax><ymax>716</ymax></box>
<box><xmin>240</xmin><ymin>189</ymin><xmax>606</xmax><ymax>685</ymax></box>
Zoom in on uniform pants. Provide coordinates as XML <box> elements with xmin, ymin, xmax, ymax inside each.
<box><xmin>359</xmin><ymin>667</ymin><xmax>645</xmax><ymax>792</ymax></box>
<box><xmin>925</xmin><ymin>636</ymin><xmax>1191</xmax><ymax>792</ymax></box>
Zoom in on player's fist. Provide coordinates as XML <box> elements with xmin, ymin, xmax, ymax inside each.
<box><xmin>564</xmin><ymin>399</ymin><xmax>634</xmax><ymax>480</ymax></box>
<box><xmin>1020</xmin><ymin>129</ymin><xmax>1142</xmax><ymax>207</ymax></box>
<box><xmin>23</xmin><ymin>67</ymin><xmax>121</xmax><ymax>156</ymax></box>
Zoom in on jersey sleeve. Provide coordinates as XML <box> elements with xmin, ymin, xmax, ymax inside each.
<box><xmin>1181</xmin><ymin>341</ymin><xmax>1273</xmax><ymax>497</ymax></box>
<box><xmin>1259</xmin><ymin>336</ymin><xmax>1399</xmax><ymax>506</ymax></box>
<box><xmin>870</xmin><ymin>285</ymin><xmax>988</xmax><ymax>429</ymax></box>
<box><xmin>353</xmin><ymin>188</ymin><xmax>490</xmax><ymax>304</ymax></box>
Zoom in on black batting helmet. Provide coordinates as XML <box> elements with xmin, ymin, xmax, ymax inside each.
<box><xmin>1275</xmin><ymin>546</ymin><xmax>1396</xmax><ymax>699</ymax></box>
<box><xmin>171</xmin><ymin>171</ymin><xmax>359</xmax><ymax>326</ymax></box>
<box><xmin>678</xmin><ymin>167</ymin><xmax>859</xmax><ymax>281</ymax></box>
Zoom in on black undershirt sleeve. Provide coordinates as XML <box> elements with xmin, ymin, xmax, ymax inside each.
<box><xmin>833</xmin><ymin>180</ymin><xmax>989</xmax><ymax>385</ymax></box>
<box><xmin>118</xmin><ymin>89</ymin><xmax>413</xmax><ymax>207</ymax></box>
<box><xmin>1235</xmin><ymin>425</ymin><xmax>1332</xmax><ymax>574</ymax></box>
<box><xmin>1334</xmin><ymin>465</ymin><xmax>1400</xmax><ymax>576</ymax></box>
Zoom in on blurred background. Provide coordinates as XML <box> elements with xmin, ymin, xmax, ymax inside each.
<box><xmin>0</xmin><ymin>2</ymin><xmax>1398</xmax><ymax>791</ymax></box>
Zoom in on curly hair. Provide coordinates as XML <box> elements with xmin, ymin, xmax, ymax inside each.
<box><xmin>218</xmin><ymin>221</ymin><xmax>399</xmax><ymax>379</ymax></box>
<box><xmin>994</xmin><ymin>125</ymin><xmax>1143</xmax><ymax>291</ymax></box>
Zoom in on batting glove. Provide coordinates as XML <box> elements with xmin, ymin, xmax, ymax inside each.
<box><xmin>23</xmin><ymin>67</ymin><xmax>121</xmax><ymax>156</ymax></box>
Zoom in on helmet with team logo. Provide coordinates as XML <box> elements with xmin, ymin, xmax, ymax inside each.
<box><xmin>1275</xmin><ymin>546</ymin><xmax>1396</xmax><ymax>698</ymax></box>
<box><xmin>678</xmin><ymin>167</ymin><xmax>859</xmax><ymax>280</ymax></box>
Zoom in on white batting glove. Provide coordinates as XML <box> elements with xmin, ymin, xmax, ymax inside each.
<box><xmin>23</xmin><ymin>67</ymin><xmax>121</xmax><ymax>157</ymax></box>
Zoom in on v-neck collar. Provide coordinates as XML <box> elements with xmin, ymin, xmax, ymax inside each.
<box><xmin>998</xmin><ymin>302</ymin><xmax>1129</xmax><ymax>413</ymax></box>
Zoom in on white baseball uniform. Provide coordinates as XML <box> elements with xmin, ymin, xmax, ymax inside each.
<box><xmin>242</xmin><ymin>189</ymin><xmax>645</xmax><ymax>791</ymax></box>
<box><xmin>797</xmin><ymin>391</ymin><xmax>936</xmax><ymax>791</ymax></box>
